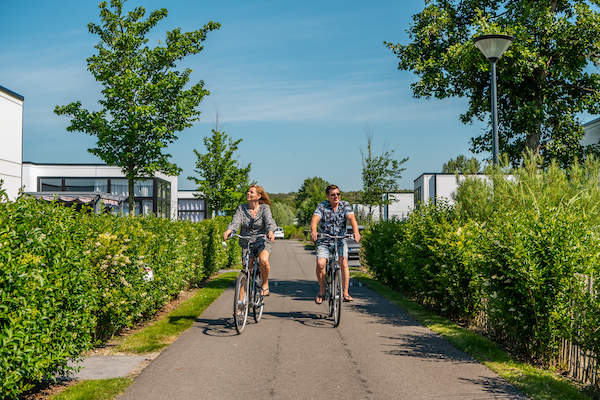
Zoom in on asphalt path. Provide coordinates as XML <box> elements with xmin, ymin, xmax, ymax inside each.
<box><xmin>119</xmin><ymin>240</ymin><xmax>526</xmax><ymax>400</ymax></box>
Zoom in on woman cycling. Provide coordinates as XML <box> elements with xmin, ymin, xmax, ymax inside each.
<box><xmin>223</xmin><ymin>185</ymin><xmax>277</xmax><ymax>296</ymax></box>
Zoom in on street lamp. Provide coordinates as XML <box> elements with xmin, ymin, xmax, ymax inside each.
<box><xmin>474</xmin><ymin>34</ymin><xmax>514</xmax><ymax>165</ymax></box>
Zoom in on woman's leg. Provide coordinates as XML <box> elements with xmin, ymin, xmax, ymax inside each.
<box><xmin>258</xmin><ymin>249</ymin><xmax>270</xmax><ymax>294</ymax></box>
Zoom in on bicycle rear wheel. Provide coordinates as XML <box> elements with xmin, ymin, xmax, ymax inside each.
<box><xmin>233</xmin><ymin>272</ymin><xmax>249</xmax><ymax>334</ymax></box>
<box><xmin>252</xmin><ymin>269</ymin><xmax>264</xmax><ymax>322</ymax></box>
<box><xmin>327</xmin><ymin>266</ymin><xmax>334</xmax><ymax>318</ymax></box>
<box><xmin>333</xmin><ymin>268</ymin><xmax>342</xmax><ymax>327</ymax></box>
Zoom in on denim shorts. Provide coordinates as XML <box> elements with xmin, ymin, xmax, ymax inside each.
<box><xmin>241</xmin><ymin>239</ymin><xmax>271</xmax><ymax>262</ymax></box>
<box><xmin>316</xmin><ymin>241</ymin><xmax>348</xmax><ymax>260</ymax></box>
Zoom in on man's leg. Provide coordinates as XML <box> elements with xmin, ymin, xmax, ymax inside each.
<box><xmin>339</xmin><ymin>256</ymin><xmax>352</xmax><ymax>300</ymax></box>
<box><xmin>315</xmin><ymin>257</ymin><xmax>327</xmax><ymax>304</ymax></box>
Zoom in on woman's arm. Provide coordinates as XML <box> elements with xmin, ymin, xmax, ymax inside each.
<box><xmin>263</xmin><ymin>204</ymin><xmax>277</xmax><ymax>242</ymax></box>
<box><xmin>224</xmin><ymin>205</ymin><xmax>244</xmax><ymax>240</ymax></box>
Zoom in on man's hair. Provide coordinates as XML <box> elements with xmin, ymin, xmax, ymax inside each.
<box><xmin>325</xmin><ymin>184</ymin><xmax>340</xmax><ymax>195</ymax></box>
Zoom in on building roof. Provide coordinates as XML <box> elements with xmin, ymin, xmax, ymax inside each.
<box><xmin>0</xmin><ymin>85</ymin><xmax>24</xmax><ymax>101</ymax></box>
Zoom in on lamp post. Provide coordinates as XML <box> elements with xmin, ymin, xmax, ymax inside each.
<box><xmin>474</xmin><ymin>34</ymin><xmax>514</xmax><ymax>165</ymax></box>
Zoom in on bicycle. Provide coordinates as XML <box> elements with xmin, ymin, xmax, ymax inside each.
<box><xmin>318</xmin><ymin>233</ymin><xmax>353</xmax><ymax>327</ymax></box>
<box><xmin>225</xmin><ymin>233</ymin><xmax>268</xmax><ymax>334</ymax></box>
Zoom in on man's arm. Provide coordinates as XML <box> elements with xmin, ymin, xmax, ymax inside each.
<box><xmin>347</xmin><ymin>213</ymin><xmax>360</xmax><ymax>242</ymax></box>
<box><xmin>310</xmin><ymin>214</ymin><xmax>321</xmax><ymax>243</ymax></box>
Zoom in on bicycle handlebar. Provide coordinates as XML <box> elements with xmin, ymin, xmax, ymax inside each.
<box><xmin>226</xmin><ymin>233</ymin><xmax>268</xmax><ymax>241</ymax></box>
<box><xmin>318</xmin><ymin>233</ymin><xmax>354</xmax><ymax>240</ymax></box>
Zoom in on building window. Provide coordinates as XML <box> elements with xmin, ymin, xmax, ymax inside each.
<box><xmin>40</xmin><ymin>178</ymin><xmax>62</xmax><ymax>191</ymax></box>
<box><xmin>110</xmin><ymin>179</ymin><xmax>129</xmax><ymax>197</ymax></box>
<box><xmin>414</xmin><ymin>187</ymin><xmax>422</xmax><ymax>209</ymax></box>
<box><xmin>178</xmin><ymin>198</ymin><xmax>206</xmax><ymax>222</ymax></box>
<box><xmin>64</xmin><ymin>178</ymin><xmax>108</xmax><ymax>192</ymax></box>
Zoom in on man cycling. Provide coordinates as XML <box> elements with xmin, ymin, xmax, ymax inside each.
<box><xmin>310</xmin><ymin>184</ymin><xmax>360</xmax><ymax>304</ymax></box>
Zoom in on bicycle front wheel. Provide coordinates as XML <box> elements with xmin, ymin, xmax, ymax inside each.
<box><xmin>333</xmin><ymin>268</ymin><xmax>342</xmax><ymax>327</ymax></box>
<box><xmin>233</xmin><ymin>272</ymin><xmax>249</xmax><ymax>334</ymax></box>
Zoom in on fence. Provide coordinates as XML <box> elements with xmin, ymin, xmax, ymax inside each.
<box><xmin>557</xmin><ymin>274</ymin><xmax>597</xmax><ymax>386</ymax></box>
<box><xmin>471</xmin><ymin>274</ymin><xmax>598</xmax><ymax>387</ymax></box>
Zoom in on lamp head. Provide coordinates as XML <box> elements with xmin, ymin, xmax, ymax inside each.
<box><xmin>474</xmin><ymin>34</ymin><xmax>514</xmax><ymax>61</ymax></box>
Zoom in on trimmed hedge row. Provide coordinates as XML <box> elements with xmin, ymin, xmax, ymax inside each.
<box><xmin>362</xmin><ymin>156</ymin><xmax>600</xmax><ymax>367</ymax></box>
<box><xmin>0</xmin><ymin>192</ymin><xmax>238</xmax><ymax>399</ymax></box>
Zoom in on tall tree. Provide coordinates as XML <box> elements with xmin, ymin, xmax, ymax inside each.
<box><xmin>360</xmin><ymin>135</ymin><xmax>408</xmax><ymax>221</ymax></box>
<box><xmin>271</xmin><ymin>201</ymin><xmax>296</xmax><ymax>226</ymax></box>
<box><xmin>442</xmin><ymin>155</ymin><xmax>481</xmax><ymax>174</ymax></box>
<box><xmin>385</xmin><ymin>1</ymin><xmax>600</xmax><ymax>167</ymax></box>
<box><xmin>295</xmin><ymin>177</ymin><xmax>330</xmax><ymax>226</ymax></box>
<box><xmin>55</xmin><ymin>0</ymin><xmax>219</xmax><ymax>214</ymax></box>
<box><xmin>188</xmin><ymin>129</ymin><xmax>251</xmax><ymax>216</ymax></box>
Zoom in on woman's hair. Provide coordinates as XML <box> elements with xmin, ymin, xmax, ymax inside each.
<box><xmin>250</xmin><ymin>185</ymin><xmax>271</xmax><ymax>205</ymax></box>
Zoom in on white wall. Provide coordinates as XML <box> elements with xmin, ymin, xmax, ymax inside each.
<box><xmin>385</xmin><ymin>192</ymin><xmax>414</xmax><ymax>220</ymax></box>
<box><xmin>0</xmin><ymin>87</ymin><xmax>24</xmax><ymax>200</ymax></box>
<box><xmin>22</xmin><ymin>163</ymin><xmax>178</xmax><ymax>219</ymax></box>
<box><xmin>582</xmin><ymin>118</ymin><xmax>600</xmax><ymax>147</ymax></box>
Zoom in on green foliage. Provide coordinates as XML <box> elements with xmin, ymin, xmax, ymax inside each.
<box><xmin>188</xmin><ymin>129</ymin><xmax>251</xmax><ymax>216</ymax></box>
<box><xmin>281</xmin><ymin>225</ymin><xmax>309</xmax><ymax>241</ymax></box>
<box><xmin>386</xmin><ymin>1</ymin><xmax>600</xmax><ymax>167</ymax></box>
<box><xmin>269</xmin><ymin>192</ymin><xmax>296</xmax><ymax>209</ymax></box>
<box><xmin>442</xmin><ymin>155</ymin><xmax>481</xmax><ymax>174</ymax></box>
<box><xmin>271</xmin><ymin>201</ymin><xmax>295</xmax><ymax>226</ymax></box>
<box><xmin>0</xmin><ymin>196</ymin><xmax>237</xmax><ymax>399</ymax></box>
<box><xmin>360</xmin><ymin>135</ymin><xmax>408</xmax><ymax>221</ymax></box>
<box><xmin>362</xmin><ymin>154</ymin><xmax>600</xmax><ymax>366</ymax></box>
<box><xmin>295</xmin><ymin>177</ymin><xmax>330</xmax><ymax>226</ymax></box>
<box><xmin>54</xmin><ymin>0</ymin><xmax>219</xmax><ymax>213</ymax></box>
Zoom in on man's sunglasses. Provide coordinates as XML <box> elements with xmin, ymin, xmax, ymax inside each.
<box><xmin>329</xmin><ymin>193</ymin><xmax>341</xmax><ymax>197</ymax></box>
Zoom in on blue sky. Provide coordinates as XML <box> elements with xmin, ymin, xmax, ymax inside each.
<box><xmin>2</xmin><ymin>0</ymin><xmax>492</xmax><ymax>193</ymax></box>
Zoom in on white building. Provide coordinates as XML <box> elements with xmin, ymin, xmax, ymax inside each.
<box><xmin>582</xmin><ymin>117</ymin><xmax>600</xmax><ymax>147</ymax></box>
<box><xmin>414</xmin><ymin>173</ymin><xmax>491</xmax><ymax>207</ymax></box>
<box><xmin>22</xmin><ymin>162</ymin><xmax>178</xmax><ymax>219</ymax></box>
<box><xmin>0</xmin><ymin>85</ymin><xmax>24</xmax><ymax>201</ymax></box>
<box><xmin>384</xmin><ymin>191</ymin><xmax>414</xmax><ymax>220</ymax></box>
<box><xmin>352</xmin><ymin>191</ymin><xmax>414</xmax><ymax>221</ymax></box>
<box><xmin>177</xmin><ymin>190</ymin><xmax>207</xmax><ymax>222</ymax></box>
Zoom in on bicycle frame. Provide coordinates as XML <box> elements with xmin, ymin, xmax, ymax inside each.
<box><xmin>227</xmin><ymin>233</ymin><xmax>268</xmax><ymax>334</ymax></box>
<box><xmin>319</xmin><ymin>233</ymin><xmax>353</xmax><ymax>327</ymax></box>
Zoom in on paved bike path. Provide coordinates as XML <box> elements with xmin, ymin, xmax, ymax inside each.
<box><xmin>119</xmin><ymin>240</ymin><xmax>526</xmax><ymax>399</ymax></box>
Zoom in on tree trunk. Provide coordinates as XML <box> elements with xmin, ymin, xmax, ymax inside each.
<box><xmin>128</xmin><ymin>178</ymin><xmax>135</xmax><ymax>216</ymax></box>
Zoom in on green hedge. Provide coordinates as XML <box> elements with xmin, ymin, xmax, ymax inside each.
<box><xmin>0</xmin><ymin>192</ymin><xmax>238</xmax><ymax>399</ymax></box>
<box><xmin>362</xmin><ymin>155</ymin><xmax>600</xmax><ymax>366</ymax></box>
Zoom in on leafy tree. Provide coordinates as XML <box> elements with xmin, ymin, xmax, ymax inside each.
<box><xmin>442</xmin><ymin>155</ymin><xmax>481</xmax><ymax>174</ymax></box>
<box><xmin>271</xmin><ymin>201</ymin><xmax>296</xmax><ymax>226</ymax></box>
<box><xmin>188</xmin><ymin>129</ymin><xmax>251</xmax><ymax>216</ymax></box>
<box><xmin>295</xmin><ymin>177</ymin><xmax>330</xmax><ymax>226</ymax></box>
<box><xmin>360</xmin><ymin>135</ymin><xmax>408</xmax><ymax>221</ymax></box>
<box><xmin>55</xmin><ymin>0</ymin><xmax>219</xmax><ymax>214</ymax></box>
<box><xmin>385</xmin><ymin>0</ymin><xmax>600</xmax><ymax>167</ymax></box>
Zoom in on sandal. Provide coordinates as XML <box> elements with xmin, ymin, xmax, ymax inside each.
<box><xmin>315</xmin><ymin>293</ymin><xmax>325</xmax><ymax>305</ymax></box>
<box><xmin>343</xmin><ymin>295</ymin><xmax>354</xmax><ymax>302</ymax></box>
<box><xmin>260</xmin><ymin>288</ymin><xmax>270</xmax><ymax>297</ymax></box>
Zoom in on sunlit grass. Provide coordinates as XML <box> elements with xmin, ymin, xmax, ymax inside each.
<box><xmin>50</xmin><ymin>378</ymin><xmax>132</xmax><ymax>400</ymax></box>
<box><xmin>116</xmin><ymin>272</ymin><xmax>238</xmax><ymax>353</ymax></box>
<box><xmin>352</xmin><ymin>273</ymin><xmax>595</xmax><ymax>400</ymax></box>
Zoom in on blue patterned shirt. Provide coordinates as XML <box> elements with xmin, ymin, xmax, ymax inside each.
<box><xmin>313</xmin><ymin>200</ymin><xmax>354</xmax><ymax>243</ymax></box>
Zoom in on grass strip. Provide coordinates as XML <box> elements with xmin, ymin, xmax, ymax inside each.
<box><xmin>49</xmin><ymin>271</ymin><xmax>238</xmax><ymax>400</ymax></box>
<box><xmin>50</xmin><ymin>378</ymin><xmax>132</xmax><ymax>400</ymax></box>
<box><xmin>352</xmin><ymin>273</ymin><xmax>596</xmax><ymax>400</ymax></box>
<box><xmin>116</xmin><ymin>271</ymin><xmax>238</xmax><ymax>353</ymax></box>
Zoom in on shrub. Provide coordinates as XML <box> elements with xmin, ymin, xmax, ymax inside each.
<box><xmin>0</xmin><ymin>193</ymin><xmax>237</xmax><ymax>399</ymax></box>
<box><xmin>361</xmin><ymin>154</ymin><xmax>600</xmax><ymax>365</ymax></box>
